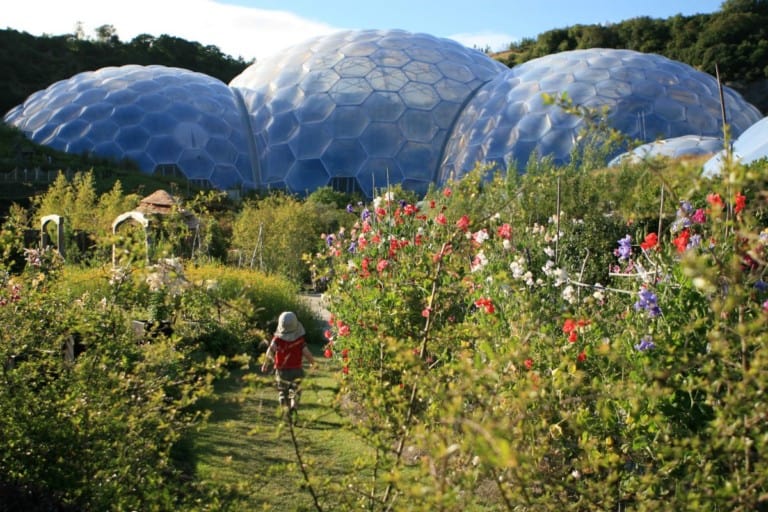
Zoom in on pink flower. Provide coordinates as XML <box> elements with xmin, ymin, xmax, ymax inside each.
<box><xmin>338</xmin><ymin>324</ymin><xmax>351</xmax><ymax>337</ymax></box>
<box><xmin>524</xmin><ymin>358</ymin><xmax>533</xmax><ymax>370</ymax></box>
<box><xmin>497</xmin><ymin>223</ymin><xmax>512</xmax><ymax>240</ymax></box>
<box><xmin>376</xmin><ymin>259</ymin><xmax>389</xmax><ymax>273</ymax></box>
<box><xmin>691</xmin><ymin>208</ymin><xmax>706</xmax><ymax>224</ymax></box>
<box><xmin>443</xmin><ymin>188</ymin><xmax>452</xmax><ymax>198</ymax></box>
<box><xmin>456</xmin><ymin>215</ymin><xmax>470</xmax><ymax>232</ymax></box>
<box><xmin>421</xmin><ymin>307</ymin><xmax>431</xmax><ymax>318</ymax></box>
<box><xmin>435</xmin><ymin>213</ymin><xmax>447</xmax><ymax>225</ymax></box>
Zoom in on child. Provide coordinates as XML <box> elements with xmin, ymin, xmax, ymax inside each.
<box><xmin>261</xmin><ymin>311</ymin><xmax>315</xmax><ymax>414</ymax></box>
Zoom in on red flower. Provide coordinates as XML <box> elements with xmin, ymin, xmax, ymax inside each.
<box><xmin>474</xmin><ymin>297</ymin><xmax>495</xmax><ymax>314</ymax></box>
<box><xmin>673</xmin><ymin>229</ymin><xmax>690</xmax><ymax>253</ymax></box>
<box><xmin>421</xmin><ymin>307</ymin><xmax>431</xmax><ymax>318</ymax></box>
<box><xmin>577</xmin><ymin>351</ymin><xmax>587</xmax><ymax>362</ymax></box>
<box><xmin>435</xmin><ymin>213</ymin><xmax>447</xmax><ymax>225</ymax></box>
<box><xmin>429</xmin><ymin>199</ymin><xmax>436</xmax><ymax>209</ymax></box>
<box><xmin>706</xmin><ymin>193</ymin><xmax>724</xmax><ymax>209</ymax></box>
<box><xmin>404</xmin><ymin>203</ymin><xmax>418</xmax><ymax>216</ymax></box>
<box><xmin>640</xmin><ymin>232</ymin><xmax>658</xmax><ymax>251</ymax></box>
<box><xmin>376</xmin><ymin>259</ymin><xmax>389</xmax><ymax>273</ymax></box>
<box><xmin>324</xmin><ymin>349</ymin><xmax>333</xmax><ymax>358</ymax></box>
<box><xmin>456</xmin><ymin>215</ymin><xmax>470</xmax><ymax>232</ymax></box>
<box><xmin>338</xmin><ymin>324</ymin><xmax>351</xmax><ymax>337</ymax></box>
<box><xmin>497</xmin><ymin>223</ymin><xmax>512</xmax><ymax>240</ymax></box>
<box><xmin>443</xmin><ymin>188</ymin><xmax>452</xmax><ymax>198</ymax></box>
<box><xmin>342</xmin><ymin>366</ymin><xmax>349</xmax><ymax>374</ymax></box>
<box><xmin>324</xmin><ymin>329</ymin><xmax>333</xmax><ymax>340</ymax></box>
<box><xmin>341</xmin><ymin>348</ymin><xmax>349</xmax><ymax>359</ymax></box>
<box><xmin>735</xmin><ymin>192</ymin><xmax>746</xmax><ymax>214</ymax></box>
<box><xmin>568</xmin><ymin>331</ymin><xmax>578</xmax><ymax>343</ymax></box>
<box><xmin>524</xmin><ymin>358</ymin><xmax>533</xmax><ymax>370</ymax></box>
<box><xmin>562</xmin><ymin>318</ymin><xmax>577</xmax><ymax>334</ymax></box>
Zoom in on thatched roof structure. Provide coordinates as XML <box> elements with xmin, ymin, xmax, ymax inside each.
<box><xmin>137</xmin><ymin>189</ymin><xmax>177</xmax><ymax>215</ymax></box>
<box><xmin>136</xmin><ymin>189</ymin><xmax>198</xmax><ymax>228</ymax></box>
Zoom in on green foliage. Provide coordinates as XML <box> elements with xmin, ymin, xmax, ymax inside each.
<box><xmin>231</xmin><ymin>193</ymin><xmax>344</xmax><ymax>285</ymax></box>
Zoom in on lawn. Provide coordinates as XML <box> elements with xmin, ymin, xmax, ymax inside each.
<box><xmin>190</xmin><ymin>346</ymin><xmax>375</xmax><ymax>511</ymax></box>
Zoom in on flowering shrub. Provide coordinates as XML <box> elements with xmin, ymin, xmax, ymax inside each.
<box><xmin>314</xmin><ymin>160</ymin><xmax>768</xmax><ymax>510</ymax></box>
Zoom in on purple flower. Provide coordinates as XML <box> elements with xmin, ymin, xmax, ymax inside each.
<box><xmin>325</xmin><ymin>234</ymin><xmax>335</xmax><ymax>246</ymax></box>
<box><xmin>361</xmin><ymin>208</ymin><xmax>371</xmax><ymax>221</ymax></box>
<box><xmin>634</xmin><ymin>336</ymin><xmax>656</xmax><ymax>351</ymax></box>
<box><xmin>755</xmin><ymin>280</ymin><xmax>768</xmax><ymax>293</ymax></box>
<box><xmin>687</xmin><ymin>234</ymin><xmax>702</xmax><ymax>250</ymax></box>
<box><xmin>634</xmin><ymin>288</ymin><xmax>661</xmax><ymax>318</ymax></box>
<box><xmin>346</xmin><ymin>204</ymin><xmax>355</xmax><ymax>214</ymax></box>
<box><xmin>615</xmin><ymin>235</ymin><xmax>632</xmax><ymax>261</ymax></box>
<box><xmin>347</xmin><ymin>241</ymin><xmax>357</xmax><ymax>253</ymax></box>
<box><xmin>678</xmin><ymin>200</ymin><xmax>693</xmax><ymax>216</ymax></box>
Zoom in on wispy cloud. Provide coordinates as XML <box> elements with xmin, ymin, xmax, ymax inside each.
<box><xmin>5</xmin><ymin>0</ymin><xmax>341</xmax><ymax>62</ymax></box>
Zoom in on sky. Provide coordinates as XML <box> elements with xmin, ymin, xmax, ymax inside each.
<box><xmin>5</xmin><ymin>0</ymin><xmax>725</xmax><ymax>62</ymax></box>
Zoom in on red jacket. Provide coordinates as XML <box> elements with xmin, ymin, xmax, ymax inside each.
<box><xmin>271</xmin><ymin>336</ymin><xmax>306</xmax><ymax>370</ymax></box>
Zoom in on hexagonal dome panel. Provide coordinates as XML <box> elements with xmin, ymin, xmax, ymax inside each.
<box><xmin>230</xmin><ymin>29</ymin><xmax>506</xmax><ymax>198</ymax></box>
<box><xmin>4</xmin><ymin>65</ymin><xmax>256</xmax><ymax>189</ymax></box>
<box><xmin>438</xmin><ymin>49</ymin><xmax>762</xmax><ymax>184</ymax></box>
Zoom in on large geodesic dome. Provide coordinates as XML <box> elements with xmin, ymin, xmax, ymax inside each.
<box><xmin>4</xmin><ymin>33</ymin><xmax>764</xmax><ymax>197</ymax></box>
<box><xmin>229</xmin><ymin>29</ymin><xmax>507</xmax><ymax>197</ymax></box>
<box><xmin>4</xmin><ymin>65</ymin><xmax>255</xmax><ymax>189</ymax></box>
<box><xmin>438</xmin><ymin>49</ymin><xmax>762</xmax><ymax>183</ymax></box>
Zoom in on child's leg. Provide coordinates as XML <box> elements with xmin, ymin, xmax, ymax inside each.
<box><xmin>276</xmin><ymin>375</ymin><xmax>290</xmax><ymax>407</ymax></box>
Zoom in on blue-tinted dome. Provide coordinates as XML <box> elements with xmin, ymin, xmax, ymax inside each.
<box><xmin>438</xmin><ymin>49</ymin><xmax>762</xmax><ymax>183</ymax></box>
<box><xmin>4</xmin><ymin>65</ymin><xmax>255</xmax><ymax>189</ymax></box>
<box><xmin>609</xmin><ymin>135</ymin><xmax>723</xmax><ymax>166</ymax></box>
<box><xmin>230</xmin><ymin>29</ymin><xmax>506</xmax><ymax>197</ymax></box>
<box><xmin>703</xmin><ymin>116</ymin><xmax>768</xmax><ymax>176</ymax></box>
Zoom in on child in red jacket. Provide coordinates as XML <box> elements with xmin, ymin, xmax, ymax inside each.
<box><xmin>261</xmin><ymin>311</ymin><xmax>315</xmax><ymax>414</ymax></box>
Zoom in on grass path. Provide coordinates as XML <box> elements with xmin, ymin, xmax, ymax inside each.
<box><xmin>191</xmin><ymin>345</ymin><xmax>374</xmax><ymax>510</ymax></box>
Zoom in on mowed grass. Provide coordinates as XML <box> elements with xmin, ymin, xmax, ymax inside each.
<box><xmin>190</xmin><ymin>346</ymin><xmax>375</xmax><ymax>510</ymax></box>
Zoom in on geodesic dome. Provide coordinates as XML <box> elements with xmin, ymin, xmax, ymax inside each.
<box><xmin>4</xmin><ymin>65</ymin><xmax>255</xmax><ymax>189</ymax></box>
<box><xmin>229</xmin><ymin>29</ymin><xmax>507</xmax><ymax>197</ymax></box>
<box><xmin>703</xmin><ymin>116</ymin><xmax>768</xmax><ymax>176</ymax></box>
<box><xmin>608</xmin><ymin>135</ymin><xmax>724</xmax><ymax>166</ymax></box>
<box><xmin>438</xmin><ymin>49</ymin><xmax>762</xmax><ymax>183</ymax></box>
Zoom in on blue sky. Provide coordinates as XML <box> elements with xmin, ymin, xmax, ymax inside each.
<box><xmin>6</xmin><ymin>0</ymin><xmax>724</xmax><ymax>61</ymax></box>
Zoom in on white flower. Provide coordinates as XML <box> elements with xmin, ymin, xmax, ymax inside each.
<box><xmin>472</xmin><ymin>229</ymin><xmax>490</xmax><ymax>244</ymax></box>
<box><xmin>471</xmin><ymin>251</ymin><xmax>489</xmax><ymax>272</ymax></box>
<box><xmin>543</xmin><ymin>246</ymin><xmax>555</xmax><ymax>258</ymax></box>
<box><xmin>562</xmin><ymin>285</ymin><xmax>576</xmax><ymax>304</ymax></box>
<box><xmin>510</xmin><ymin>256</ymin><xmax>527</xmax><ymax>279</ymax></box>
<box><xmin>502</xmin><ymin>239</ymin><xmax>512</xmax><ymax>251</ymax></box>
